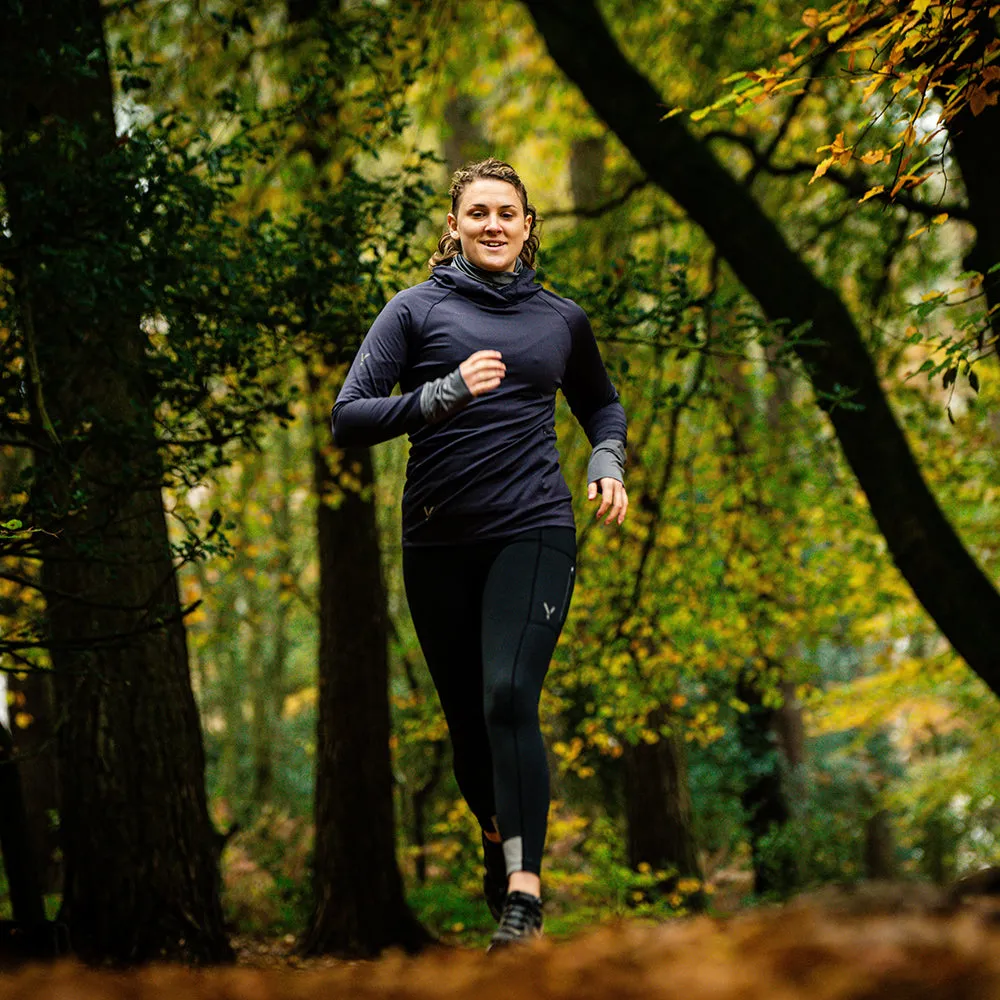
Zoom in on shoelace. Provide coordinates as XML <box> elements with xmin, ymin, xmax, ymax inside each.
<box><xmin>496</xmin><ymin>891</ymin><xmax>541</xmax><ymax>936</ymax></box>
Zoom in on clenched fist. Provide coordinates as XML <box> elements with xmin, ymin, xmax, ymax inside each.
<box><xmin>459</xmin><ymin>350</ymin><xmax>506</xmax><ymax>397</ymax></box>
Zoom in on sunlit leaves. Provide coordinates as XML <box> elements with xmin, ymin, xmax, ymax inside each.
<box><xmin>697</xmin><ymin>0</ymin><xmax>1000</xmax><ymax>192</ymax></box>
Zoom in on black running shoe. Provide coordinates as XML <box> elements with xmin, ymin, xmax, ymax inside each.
<box><xmin>482</xmin><ymin>831</ymin><xmax>507</xmax><ymax>922</ymax></box>
<box><xmin>488</xmin><ymin>890</ymin><xmax>543</xmax><ymax>952</ymax></box>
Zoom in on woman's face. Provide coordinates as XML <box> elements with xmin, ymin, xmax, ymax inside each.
<box><xmin>448</xmin><ymin>178</ymin><xmax>532</xmax><ymax>273</ymax></box>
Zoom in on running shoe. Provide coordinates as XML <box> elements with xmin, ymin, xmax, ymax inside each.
<box><xmin>488</xmin><ymin>890</ymin><xmax>543</xmax><ymax>951</ymax></box>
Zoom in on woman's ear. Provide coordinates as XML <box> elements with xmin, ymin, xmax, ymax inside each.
<box><xmin>447</xmin><ymin>212</ymin><xmax>459</xmax><ymax>240</ymax></box>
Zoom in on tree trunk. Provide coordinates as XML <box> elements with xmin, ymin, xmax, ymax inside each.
<box><xmin>0</xmin><ymin>723</ymin><xmax>45</xmax><ymax>925</ymax></box>
<box><xmin>5</xmin><ymin>671</ymin><xmax>61</xmax><ymax>896</ymax></box>
<box><xmin>443</xmin><ymin>95</ymin><xmax>489</xmax><ymax>173</ymax></box>
<box><xmin>0</xmin><ymin>0</ymin><xmax>230</xmax><ymax>963</ymax></box>
<box><xmin>735</xmin><ymin>673</ymin><xmax>799</xmax><ymax>898</ymax></box>
<box><xmin>623</xmin><ymin>711</ymin><xmax>702</xmax><ymax>884</ymax></box>
<box><xmin>252</xmin><ymin>430</ymin><xmax>294</xmax><ymax>808</ymax></box>
<box><xmin>301</xmin><ymin>406</ymin><xmax>430</xmax><ymax>956</ymax></box>
<box><xmin>938</xmin><ymin>13</ymin><xmax>1000</xmax><ymax>351</ymax></box>
<box><xmin>864</xmin><ymin>809</ymin><xmax>896</xmax><ymax>881</ymax></box>
<box><xmin>523</xmin><ymin>0</ymin><xmax>1000</xmax><ymax>695</ymax></box>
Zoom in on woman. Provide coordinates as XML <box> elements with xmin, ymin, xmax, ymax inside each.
<box><xmin>331</xmin><ymin>158</ymin><xmax>628</xmax><ymax>949</ymax></box>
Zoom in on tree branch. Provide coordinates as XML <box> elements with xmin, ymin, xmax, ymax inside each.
<box><xmin>546</xmin><ymin>176</ymin><xmax>654</xmax><ymax>218</ymax></box>
<box><xmin>702</xmin><ymin>129</ymin><xmax>970</xmax><ymax>221</ymax></box>
<box><xmin>523</xmin><ymin>0</ymin><xmax>1000</xmax><ymax>694</ymax></box>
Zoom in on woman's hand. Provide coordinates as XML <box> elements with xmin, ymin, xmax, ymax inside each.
<box><xmin>588</xmin><ymin>477</ymin><xmax>628</xmax><ymax>526</ymax></box>
<box><xmin>459</xmin><ymin>350</ymin><xmax>506</xmax><ymax>397</ymax></box>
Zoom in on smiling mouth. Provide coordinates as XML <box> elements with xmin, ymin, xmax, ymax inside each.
<box><xmin>481</xmin><ymin>241</ymin><xmax>506</xmax><ymax>248</ymax></box>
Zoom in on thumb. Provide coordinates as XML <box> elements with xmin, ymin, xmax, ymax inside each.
<box><xmin>587</xmin><ymin>481</ymin><xmax>597</xmax><ymax>500</ymax></box>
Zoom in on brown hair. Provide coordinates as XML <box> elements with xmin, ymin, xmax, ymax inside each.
<box><xmin>428</xmin><ymin>158</ymin><xmax>541</xmax><ymax>270</ymax></box>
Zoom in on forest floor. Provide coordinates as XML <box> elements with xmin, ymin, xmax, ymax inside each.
<box><xmin>2</xmin><ymin>889</ymin><xmax>999</xmax><ymax>998</ymax></box>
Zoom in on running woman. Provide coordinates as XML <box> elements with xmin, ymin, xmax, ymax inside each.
<box><xmin>331</xmin><ymin>158</ymin><xmax>628</xmax><ymax>950</ymax></box>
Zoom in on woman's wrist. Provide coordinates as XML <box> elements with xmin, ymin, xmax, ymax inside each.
<box><xmin>419</xmin><ymin>367</ymin><xmax>474</xmax><ymax>424</ymax></box>
<box><xmin>586</xmin><ymin>438</ymin><xmax>625</xmax><ymax>485</ymax></box>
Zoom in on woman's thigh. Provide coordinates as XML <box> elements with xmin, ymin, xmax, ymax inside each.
<box><xmin>480</xmin><ymin>527</ymin><xmax>577</xmax><ymax>714</ymax></box>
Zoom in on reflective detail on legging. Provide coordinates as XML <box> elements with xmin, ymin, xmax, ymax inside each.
<box><xmin>402</xmin><ymin>527</ymin><xmax>576</xmax><ymax>877</ymax></box>
<box><xmin>503</xmin><ymin>836</ymin><xmax>524</xmax><ymax>875</ymax></box>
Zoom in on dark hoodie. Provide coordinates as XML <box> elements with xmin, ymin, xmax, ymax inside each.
<box><xmin>331</xmin><ymin>263</ymin><xmax>627</xmax><ymax>546</ymax></box>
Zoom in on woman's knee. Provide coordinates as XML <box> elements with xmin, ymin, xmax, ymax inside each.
<box><xmin>484</xmin><ymin>673</ymin><xmax>540</xmax><ymax>730</ymax></box>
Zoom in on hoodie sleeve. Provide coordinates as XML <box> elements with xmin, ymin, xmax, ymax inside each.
<box><xmin>561</xmin><ymin>304</ymin><xmax>628</xmax><ymax>471</ymax></box>
<box><xmin>330</xmin><ymin>295</ymin><xmax>428</xmax><ymax>447</ymax></box>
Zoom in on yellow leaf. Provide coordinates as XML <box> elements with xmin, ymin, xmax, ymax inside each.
<box><xmin>661</xmin><ymin>107</ymin><xmax>685</xmax><ymax>120</ymax></box>
<box><xmin>802</xmin><ymin>7</ymin><xmax>820</xmax><ymax>28</ymax></box>
<box><xmin>862</xmin><ymin>74</ymin><xmax>883</xmax><ymax>100</ymax></box>
<box><xmin>921</xmin><ymin>290</ymin><xmax>944</xmax><ymax>302</ymax></box>
<box><xmin>809</xmin><ymin>155</ymin><xmax>835</xmax><ymax>183</ymax></box>
<box><xmin>908</xmin><ymin>226</ymin><xmax>929</xmax><ymax>240</ymax></box>
<box><xmin>860</xmin><ymin>148</ymin><xmax>887</xmax><ymax>165</ymax></box>
<box><xmin>14</xmin><ymin>712</ymin><xmax>33</xmax><ymax>729</ymax></box>
<box><xmin>828</xmin><ymin>23</ymin><xmax>849</xmax><ymax>43</ymax></box>
<box><xmin>858</xmin><ymin>185</ymin><xmax>884</xmax><ymax>204</ymax></box>
<box><xmin>932</xmin><ymin>213</ymin><xmax>948</xmax><ymax>225</ymax></box>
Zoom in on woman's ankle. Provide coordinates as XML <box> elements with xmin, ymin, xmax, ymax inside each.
<box><xmin>507</xmin><ymin>870</ymin><xmax>541</xmax><ymax>899</ymax></box>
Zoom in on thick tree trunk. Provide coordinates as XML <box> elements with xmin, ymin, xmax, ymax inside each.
<box><xmin>937</xmin><ymin>13</ymin><xmax>1000</xmax><ymax>351</ymax></box>
<box><xmin>301</xmin><ymin>426</ymin><xmax>430</xmax><ymax>956</ymax></box>
<box><xmin>0</xmin><ymin>723</ymin><xmax>45</xmax><ymax>925</ymax></box>
<box><xmin>5</xmin><ymin>671</ymin><xmax>61</xmax><ymax>896</ymax></box>
<box><xmin>523</xmin><ymin>0</ymin><xmax>1000</xmax><ymax>694</ymax></box>
<box><xmin>0</xmin><ymin>0</ymin><xmax>230</xmax><ymax>963</ymax></box>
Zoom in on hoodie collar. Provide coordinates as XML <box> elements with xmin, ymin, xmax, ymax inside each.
<box><xmin>431</xmin><ymin>258</ymin><xmax>543</xmax><ymax>305</ymax></box>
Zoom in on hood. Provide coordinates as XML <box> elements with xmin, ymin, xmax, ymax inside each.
<box><xmin>430</xmin><ymin>260</ymin><xmax>545</xmax><ymax>307</ymax></box>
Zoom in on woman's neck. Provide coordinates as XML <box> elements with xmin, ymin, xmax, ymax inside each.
<box><xmin>453</xmin><ymin>253</ymin><xmax>523</xmax><ymax>287</ymax></box>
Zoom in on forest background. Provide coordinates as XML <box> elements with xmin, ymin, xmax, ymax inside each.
<box><xmin>1</xmin><ymin>0</ymin><xmax>999</xmax><ymax>965</ymax></box>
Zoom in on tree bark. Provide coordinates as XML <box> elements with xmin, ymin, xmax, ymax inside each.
<box><xmin>523</xmin><ymin>0</ymin><xmax>1000</xmax><ymax>694</ymax></box>
<box><xmin>735</xmin><ymin>673</ymin><xmax>799</xmax><ymax>898</ymax></box>
<box><xmin>443</xmin><ymin>95</ymin><xmax>490</xmax><ymax>173</ymax></box>
<box><xmin>5</xmin><ymin>671</ymin><xmax>61</xmax><ymax>896</ymax></box>
<box><xmin>942</xmin><ymin>15</ymin><xmax>1000</xmax><ymax>352</ymax></box>
<box><xmin>623</xmin><ymin>711</ymin><xmax>702</xmax><ymax>884</ymax></box>
<box><xmin>301</xmin><ymin>402</ymin><xmax>430</xmax><ymax>956</ymax></box>
<box><xmin>864</xmin><ymin>809</ymin><xmax>896</xmax><ymax>880</ymax></box>
<box><xmin>0</xmin><ymin>723</ymin><xmax>45</xmax><ymax>925</ymax></box>
<box><xmin>0</xmin><ymin>0</ymin><xmax>230</xmax><ymax>963</ymax></box>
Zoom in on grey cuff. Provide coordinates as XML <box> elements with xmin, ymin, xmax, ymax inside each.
<box><xmin>419</xmin><ymin>367</ymin><xmax>473</xmax><ymax>424</ymax></box>
<box><xmin>587</xmin><ymin>438</ymin><xmax>626</xmax><ymax>485</ymax></box>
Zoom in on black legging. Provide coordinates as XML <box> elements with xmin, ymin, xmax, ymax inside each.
<box><xmin>403</xmin><ymin>526</ymin><xmax>576</xmax><ymax>877</ymax></box>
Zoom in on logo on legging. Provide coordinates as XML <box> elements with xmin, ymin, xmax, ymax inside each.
<box><xmin>424</xmin><ymin>506</ymin><xmax>435</xmax><ymax>519</ymax></box>
<box><xmin>543</xmin><ymin>602</ymin><xmax>555</xmax><ymax>621</ymax></box>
